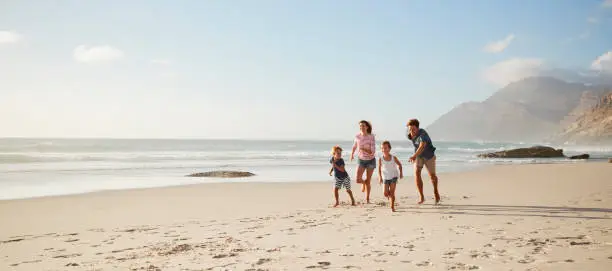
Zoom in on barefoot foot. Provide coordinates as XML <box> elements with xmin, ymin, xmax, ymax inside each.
<box><xmin>417</xmin><ymin>199</ymin><xmax>425</xmax><ymax>204</ymax></box>
<box><xmin>333</xmin><ymin>203</ymin><xmax>339</xmax><ymax>207</ymax></box>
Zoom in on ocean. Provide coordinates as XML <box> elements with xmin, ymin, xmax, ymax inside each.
<box><xmin>1</xmin><ymin>138</ymin><xmax>610</xmax><ymax>200</ymax></box>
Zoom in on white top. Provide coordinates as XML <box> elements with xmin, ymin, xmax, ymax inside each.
<box><xmin>380</xmin><ymin>154</ymin><xmax>399</xmax><ymax>180</ymax></box>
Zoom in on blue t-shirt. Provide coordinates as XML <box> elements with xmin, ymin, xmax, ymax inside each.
<box><xmin>330</xmin><ymin>157</ymin><xmax>348</xmax><ymax>179</ymax></box>
<box><xmin>407</xmin><ymin>128</ymin><xmax>436</xmax><ymax>160</ymax></box>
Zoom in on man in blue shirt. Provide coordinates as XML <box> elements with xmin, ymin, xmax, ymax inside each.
<box><xmin>406</xmin><ymin>118</ymin><xmax>440</xmax><ymax>204</ymax></box>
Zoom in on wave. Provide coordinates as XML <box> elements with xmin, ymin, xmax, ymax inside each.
<box><xmin>0</xmin><ymin>151</ymin><xmax>336</xmax><ymax>164</ymax></box>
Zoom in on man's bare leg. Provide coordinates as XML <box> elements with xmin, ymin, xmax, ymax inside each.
<box><xmin>333</xmin><ymin>187</ymin><xmax>340</xmax><ymax>207</ymax></box>
<box><xmin>347</xmin><ymin>190</ymin><xmax>356</xmax><ymax>206</ymax></box>
<box><xmin>365</xmin><ymin>168</ymin><xmax>374</xmax><ymax>204</ymax></box>
<box><xmin>425</xmin><ymin>158</ymin><xmax>440</xmax><ymax>204</ymax></box>
<box><xmin>415</xmin><ymin>167</ymin><xmax>425</xmax><ymax>204</ymax></box>
<box><xmin>431</xmin><ymin>174</ymin><xmax>440</xmax><ymax>204</ymax></box>
<box><xmin>390</xmin><ymin>183</ymin><xmax>397</xmax><ymax>212</ymax></box>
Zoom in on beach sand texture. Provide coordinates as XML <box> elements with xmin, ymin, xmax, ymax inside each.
<box><xmin>1</xmin><ymin>163</ymin><xmax>611</xmax><ymax>270</ymax></box>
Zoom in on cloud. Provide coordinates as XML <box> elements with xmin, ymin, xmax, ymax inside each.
<box><xmin>603</xmin><ymin>0</ymin><xmax>612</xmax><ymax>7</ymax></box>
<box><xmin>482</xmin><ymin>58</ymin><xmax>545</xmax><ymax>86</ymax></box>
<box><xmin>483</xmin><ymin>34</ymin><xmax>515</xmax><ymax>53</ymax></box>
<box><xmin>73</xmin><ymin>45</ymin><xmax>124</xmax><ymax>63</ymax></box>
<box><xmin>587</xmin><ymin>17</ymin><xmax>599</xmax><ymax>24</ymax></box>
<box><xmin>0</xmin><ymin>30</ymin><xmax>22</xmax><ymax>44</ymax></box>
<box><xmin>591</xmin><ymin>51</ymin><xmax>612</xmax><ymax>73</ymax></box>
<box><xmin>150</xmin><ymin>59</ymin><xmax>172</xmax><ymax>65</ymax></box>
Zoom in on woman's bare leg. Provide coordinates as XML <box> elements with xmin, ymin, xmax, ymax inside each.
<box><xmin>356</xmin><ymin>166</ymin><xmax>365</xmax><ymax>184</ymax></box>
<box><xmin>365</xmin><ymin>168</ymin><xmax>374</xmax><ymax>203</ymax></box>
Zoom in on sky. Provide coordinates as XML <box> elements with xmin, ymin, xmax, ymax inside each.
<box><xmin>1</xmin><ymin>0</ymin><xmax>611</xmax><ymax>140</ymax></box>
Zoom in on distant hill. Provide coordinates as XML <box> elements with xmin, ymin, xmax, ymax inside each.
<box><xmin>426</xmin><ymin>76</ymin><xmax>611</xmax><ymax>143</ymax></box>
<box><xmin>551</xmin><ymin>91</ymin><xmax>612</xmax><ymax>144</ymax></box>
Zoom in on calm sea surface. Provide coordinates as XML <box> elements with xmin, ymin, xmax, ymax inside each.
<box><xmin>1</xmin><ymin>138</ymin><xmax>610</xmax><ymax>200</ymax></box>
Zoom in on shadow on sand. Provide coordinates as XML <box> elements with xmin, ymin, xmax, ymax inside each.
<box><xmin>397</xmin><ymin>204</ymin><xmax>612</xmax><ymax>220</ymax></box>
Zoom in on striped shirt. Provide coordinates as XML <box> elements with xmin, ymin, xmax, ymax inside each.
<box><xmin>353</xmin><ymin>133</ymin><xmax>376</xmax><ymax>160</ymax></box>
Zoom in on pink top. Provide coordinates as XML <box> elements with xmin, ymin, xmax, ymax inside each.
<box><xmin>353</xmin><ymin>133</ymin><xmax>376</xmax><ymax>160</ymax></box>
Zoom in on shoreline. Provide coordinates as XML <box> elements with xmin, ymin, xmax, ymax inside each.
<box><xmin>1</xmin><ymin>162</ymin><xmax>611</xmax><ymax>270</ymax></box>
<box><xmin>1</xmin><ymin>159</ymin><xmax>605</xmax><ymax>202</ymax></box>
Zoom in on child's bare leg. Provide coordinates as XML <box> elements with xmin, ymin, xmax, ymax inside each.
<box><xmin>347</xmin><ymin>190</ymin><xmax>356</xmax><ymax>206</ymax></box>
<box><xmin>383</xmin><ymin>183</ymin><xmax>390</xmax><ymax>198</ymax></box>
<box><xmin>390</xmin><ymin>183</ymin><xmax>397</xmax><ymax>212</ymax></box>
<box><xmin>415</xmin><ymin>167</ymin><xmax>425</xmax><ymax>204</ymax></box>
<box><xmin>333</xmin><ymin>187</ymin><xmax>340</xmax><ymax>207</ymax></box>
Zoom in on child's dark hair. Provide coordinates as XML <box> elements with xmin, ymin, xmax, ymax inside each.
<box><xmin>331</xmin><ymin>145</ymin><xmax>343</xmax><ymax>154</ymax></box>
<box><xmin>359</xmin><ymin>120</ymin><xmax>372</xmax><ymax>134</ymax></box>
<box><xmin>382</xmin><ymin>140</ymin><xmax>391</xmax><ymax>149</ymax></box>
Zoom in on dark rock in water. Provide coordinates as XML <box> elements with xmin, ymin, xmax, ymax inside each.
<box><xmin>477</xmin><ymin>146</ymin><xmax>564</xmax><ymax>158</ymax></box>
<box><xmin>186</xmin><ymin>171</ymin><xmax>255</xmax><ymax>178</ymax></box>
<box><xmin>569</xmin><ymin>154</ymin><xmax>590</xmax><ymax>160</ymax></box>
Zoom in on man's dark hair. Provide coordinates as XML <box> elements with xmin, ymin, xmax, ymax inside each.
<box><xmin>407</xmin><ymin>118</ymin><xmax>420</xmax><ymax>128</ymax></box>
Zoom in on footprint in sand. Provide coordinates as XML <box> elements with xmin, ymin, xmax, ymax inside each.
<box><xmin>255</xmin><ymin>258</ymin><xmax>272</xmax><ymax>265</ymax></box>
<box><xmin>52</xmin><ymin>253</ymin><xmax>82</xmax><ymax>259</ymax></box>
<box><xmin>306</xmin><ymin>262</ymin><xmax>331</xmax><ymax>269</ymax></box>
<box><xmin>1</xmin><ymin>238</ymin><xmax>25</xmax><ymax>244</ymax></box>
<box><xmin>416</xmin><ymin>261</ymin><xmax>431</xmax><ymax>267</ymax></box>
<box><xmin>443</xmin><ymin>250</ymin><xmax>459</xmax><ymax>259</ymax></box>
<box><xmin>447</xmin><ymin>262</ymin><xmax>480</xmax><ymax>270</ymax></box>
<box><xmin>518</xmin><ymin>256</ymin><xmax>535</xmax><ymax>264</ymax></box>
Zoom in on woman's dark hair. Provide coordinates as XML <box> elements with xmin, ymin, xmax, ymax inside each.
<box><xmin>359</xmin><ymin>120</ymin><xmax>372</xmax><ymax>134</ymax></box>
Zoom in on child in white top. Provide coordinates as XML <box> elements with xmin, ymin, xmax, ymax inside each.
<box><xmin>378</xmin><ymin>141</ymin><xmax>403</xmax><ymax>212</ymax></box>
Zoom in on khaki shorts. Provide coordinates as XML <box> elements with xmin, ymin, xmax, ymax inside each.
<box><xmin>415</xmin><ymin>155</ymin><xmax>436</xmax><ymax>175</ymax></box>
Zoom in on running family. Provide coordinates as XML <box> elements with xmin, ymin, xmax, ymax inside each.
<box><xmin>328</xmin><ymin>119</ymin><xmax>439</xmax><ymax>211</ymax></box>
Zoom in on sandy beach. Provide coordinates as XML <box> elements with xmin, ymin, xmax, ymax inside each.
<box><xmin>1</xmin><ymin>162</ymin><xmax>611</xmax><ymax>270</ymax></box>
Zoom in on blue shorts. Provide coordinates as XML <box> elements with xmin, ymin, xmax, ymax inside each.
<box><xmin>384</xmin><ymin>177</ymin><xmax>398</xmax><ymax>185</ymax></box>
<box><xmin>357</xmin><ymin>158</ymin><xmax>376</xmax><ymax>169</ymax></box>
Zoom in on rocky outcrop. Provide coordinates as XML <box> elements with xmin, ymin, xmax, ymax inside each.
<box><xmin>186</xmin><ymin>171</ymin><xmax>255</xmax><ymax>178</ymax></box>
<box><xmin>478</xmin><ymin>146</ymin><xmax>564</xmax><ymax>158</ymax></box>
<box><xmin>552</xmin><ymin>91</ymin><xmax>612</xmax><ymax>144</ymax></box>
<box><xmin>568</xmin><ymin>154</ymin><xmax>590</xmax><ymax>160</ymax></box>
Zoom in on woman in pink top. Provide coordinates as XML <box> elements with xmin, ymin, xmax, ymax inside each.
<box><xmin>350</xmin><ymin>120</ymin><xmax>376</xmax><ymax>204</ymax></box>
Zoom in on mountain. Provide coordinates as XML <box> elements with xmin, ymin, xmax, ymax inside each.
<box><xmin>552</xmin><ymin>91</ymin><xmax>612</xmax><ymax>144</ymax></box>
<box><xmin>426</xmin><ymin>76</ymin><xmax>610</xmax><ymax>142</ymax></box>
